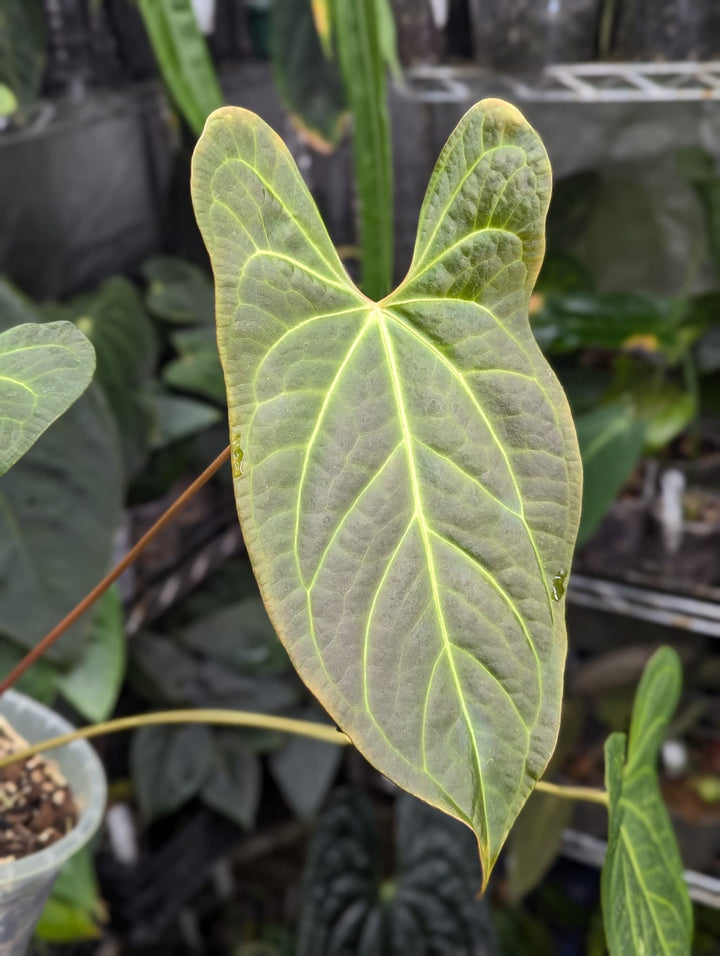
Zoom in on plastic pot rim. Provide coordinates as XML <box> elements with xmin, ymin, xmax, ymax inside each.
<box><xmin>0</xmin><ymin>689</ymin><xmax>106</xmax><ymax>887</ymax></box>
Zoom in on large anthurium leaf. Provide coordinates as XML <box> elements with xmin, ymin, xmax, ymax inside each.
<box><xmin>0</xmin><ymin>321</ymin><xmax>95</xmax><ymax>476</ymax></box>
<box><xmin>298</xmin><ymin>791</ymin><xmax>499</xmax><ymax>955</ymax></box>
<box><xmin>602</xmin><ymin>647</ymin><xmax>692</xmax><ymax>955</ymax></box>
<box><xmin>191</xmin><ymin>99</ymin><xmax>582</xmax><ymax>882</ymax></box>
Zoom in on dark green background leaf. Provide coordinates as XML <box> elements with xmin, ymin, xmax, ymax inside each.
<box><xmin>298</xmin><ymin>791</ymin><xmax>499</xmax><ymax>956</ymax></box>
<box><xmin>270</xmin><ymin>0</ymin><xmax>347</xmax><ymax>152</ymax></box>
<box><xmin>0</xmin><ymin>386</ymin><xmax>123</xmax><ymax>661</ymax></box>
<box><xmin>201</xmin><ymin>731</ymin><xmax>261</xmax><ymax>829</ymax></box>
<box><xmin>131</xmin><ymin>723</ymin><xmax>213</xmax><ymax>820</ymax></box>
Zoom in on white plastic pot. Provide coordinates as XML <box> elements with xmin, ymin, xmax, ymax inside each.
<box><xmin>0</xmin><ymin>691</ymin><xmax>106</xmax><ymax>956</ymax></box>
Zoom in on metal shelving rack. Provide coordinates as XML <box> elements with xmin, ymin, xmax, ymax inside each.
<box><xmin>406</xmin><ymin>60</ymin><xmax>720</xmax><ymax>103</ymax></box>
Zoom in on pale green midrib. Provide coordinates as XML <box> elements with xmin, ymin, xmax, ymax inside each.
<box><xmin>377</xmin><ymin>310</ymin><xmax>489</xmax><ymax>845</ymax></box>
<box><xmin>384</xmin><ymin>307</ymin><xmax>554</xmax><ymax>611</ymax></box>
<box><xmin>619</xmin><ymin>829</ymin><xmax>673</xmax><ymax>956</ymax></box>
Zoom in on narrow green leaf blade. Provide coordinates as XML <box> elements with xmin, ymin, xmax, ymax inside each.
<box><xmin>0</xmin><ymin>321</ymin><xmax>95</xmax><ymax>475</ymax></box>
<box><xmin>334</xmin><ymin>0</ymin><xmax>393</xmax><ymax>298</ymax></box>
<box><xmin>138</xmin><ymin>0</ymin><xmax>222</xmax><ymax>136</ymax></box>
<box><xmin>602</xmin><ymin>647</ymin><xmax>693</xmax><ymax>956</ymax></box>
<box><xmin>191</xmin><ymin>99</ymin><xmax>581</xmax><ymax>883</ymax></box>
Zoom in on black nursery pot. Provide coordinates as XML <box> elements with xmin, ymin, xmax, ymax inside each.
<box><xmin>468</xmin><ymin>0</ymin><xmax>601</xmax><ymax>74</ymax></box>
<box><xmin>611</xmin><ymin>0</ymin><xmax>720</xmax><ymax>61</ymax></box>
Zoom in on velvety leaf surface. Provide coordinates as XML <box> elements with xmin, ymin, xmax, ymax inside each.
<box><xmin>191</xmin><ymin>100</ymin><xmax>581</xmax><ymax>879</ymax></box>
<box><xmin>0</xmin><ymin>321</ymin><xmax>95</xmax><ymax>475</ymax></box>
<box><xmin>602</xmin><ymin>647</ymin><xmax>693</xmax><ymax>955</ymax></box>
<box><xmin>298</xmin><ymin>791</ymin><xmax>499</xmax><ymax>956</ymax></box>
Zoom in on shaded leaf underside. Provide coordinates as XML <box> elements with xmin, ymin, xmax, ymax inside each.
<box><xmin>191</xmin><ymin>99</ymin><xmax>581</xmax><ymax>877</ymax></box>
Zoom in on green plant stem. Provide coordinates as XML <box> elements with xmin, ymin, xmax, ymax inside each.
<box><xmin>535</xmin><ymin>779</ymin><xmax>609</xmax><ymax>807</ymax></box>
<box><xmin>0</xmin><ymin>709</ymin><xmax>352</xmax><ymax>770</ymax></box>
<box><xmin>0</xmin><ymin>445</ymin><xmax>232</xmax><ymax>695</ymax></box>
<box><xmin>0</xmin><ymin>708</ymin><xmax>610</xmax><ymax>808</ymax></box>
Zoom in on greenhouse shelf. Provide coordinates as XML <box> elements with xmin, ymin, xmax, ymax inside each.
<box><xmin>568</xmin><ymin>574</ymin><xmax>720</xmax><ymax>640</ymax></box>
<box><xmin>561</xmin><ymin>829</ymin><xmax>720</xmax><ymax>909</ymax></box>
<box><xmin>406</xmin><ymin>61</ymin><xmax>720</xmax><ymax>104</ymax></box>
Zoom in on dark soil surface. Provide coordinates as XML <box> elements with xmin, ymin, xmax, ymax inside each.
<box><xmin>0</xmin><ymin>717</ymin><xmax>78</xmax><ymax>861</ymax></box>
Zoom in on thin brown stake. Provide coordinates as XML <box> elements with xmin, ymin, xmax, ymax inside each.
<box><xmin>0</xmin><ymin>445</ymin><xmax>232</xmax><ymax>695</ymax></box>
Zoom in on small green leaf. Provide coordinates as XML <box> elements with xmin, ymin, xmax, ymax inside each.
<box><xmin>298</xmin><ymin>791</ymin><xmax>500</xmax><ymax>955</ymax></box>
<box><xmin>575</xmin><ymin>403</ymin><xmax>645</xmax><ymax>545</ymax></box>
<box><xmin>142</xmin><ymin>256</ymin><xmax>215</xmax><ymax>324</ymax></box>
<box><xmin>192</xmin><ymin>100</ymin><xmax>581</xmax><ymax>883</ymax></box>
<box><xmin>334</xmin><ymin>0</ymin><xmax>393</xmax><ymax>297</ymax></box>
<box><xmin>137</xmin><ymin>0</ymin><xmax>223</xmax><ymax>136</ymax></box>
<box><xmin>150</xmin><ymin>390</ymin><xmax>222</xmax><ymax>447</ymax></box>
<box><xmin>131</xmin><ymin>723</ymin><xmax>213</xmax><ymax>820</ymax></box>
<box><xmin>0</xmin><ymin>321</ymin><xmax>95</xmax><ymax>475</ymax></box>
<box><xmin>201</xmin><ymin>731</ymin><xmax>261</xmax><ymax>828</ymax></box>
<box><xmin>163</xmin><ymin>328</ymin><xmax>226</xmax><ymax>404</ymax></box>
<box><xmin>602</xmin><ymin>647</ymin><xmax>693</xmax><ymax>956</ymax></box>
<box><xmin>269</xmin><ymin>706</ymin><xmax>342</xmax><ymax>820</ymax></box>
<box><xmin>59</xmin><ymin>587</ymin><xmax>126</xmax><ymax>722</ymax></box>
